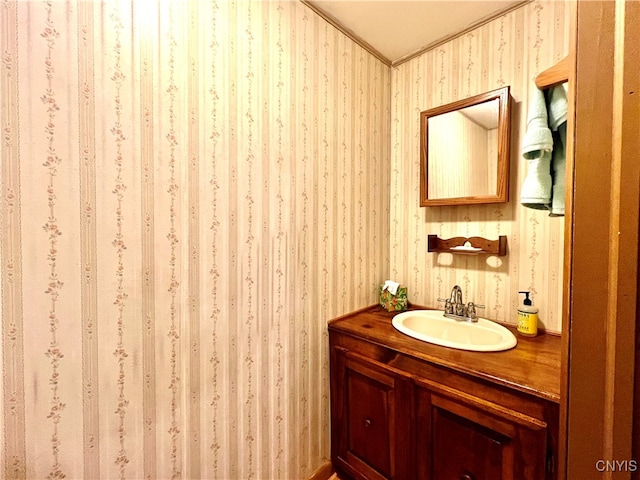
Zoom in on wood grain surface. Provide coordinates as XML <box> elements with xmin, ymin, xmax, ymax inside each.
<box><xmin>329</xmin><ymin>304</ymin><xmax>561</xmax><ymax>403</ymax></box>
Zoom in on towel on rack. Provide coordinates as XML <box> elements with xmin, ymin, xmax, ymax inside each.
<box><xmin>550</xmin><ymin>122</ymin><xmax>567</xmax><ymax>216</ymax></box>
<box><xmin>521</xmin><ymin>87</ymin><xmax>553</xmax><ymax>209</ymax></box>
<box><xmin>548</xmin><ymin>84</ymin><xmax>568</xmax><ymax>216</ymax></box>
<box><xmin>521</xmin><ymin>84</ymin><xmax>568</xmax><ymax>215</ymax></box>
<box><xmin>548</xmin><ymin>83</ymin><xmax>568</xmax><ymax>131</ymax></box>
<box><xmin>521</xmin><ymin>150</ymin><xmax>552</xmax><ymax>208</ymax></box>
<box><xmin>522</xmin><ymin>87</ymin><xmax>553</xmax><ymax>159</ymax></box>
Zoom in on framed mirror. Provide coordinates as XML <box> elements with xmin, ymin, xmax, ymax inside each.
<box><xmin>420</xmin><ymin>86</ymin><xmax>511</xmax><ymax>206</ymax></box>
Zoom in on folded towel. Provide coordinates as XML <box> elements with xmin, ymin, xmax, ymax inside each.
<box><xmin>550</xmin><ymin>123</ymin><xmax>567</xmax><ymax>216</ymax></box>
<box><xmin>521</xmin><ymin>83</ymin><xmax>568</xmax><ymax>215</ymax></box>
<box><xmin>522</xmin><ymin>87</ymin><xmax>553</xmax><ymax>160</ymax></box>
<box><xmin>547</xmin><ymin>84</ymin><xmax>568</xmax><ymax>131</ymax></box>
<box><xmin>548</xmin><ymin>84</ymin><xmax>568</xmax><ymax>216</ymax></box>
<box><xmin>521</xmin><ymin>150</ymin><xmax>552</xmax><ymax>209</ymax></box>
<box><xmin>521</xmin><ymin>86</ymin><xmax>553</xmax><ymax>209</ymax></box>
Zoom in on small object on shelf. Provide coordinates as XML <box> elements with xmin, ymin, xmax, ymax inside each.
<box><xmin>450</xmin><ymin>241</ymin><xmax>483</xmax><ymax>253</ymax></box>
<box><xmin>428</xmin><ymin>235</ymin><xmax>507</xmax><ymax>256</ymax></box>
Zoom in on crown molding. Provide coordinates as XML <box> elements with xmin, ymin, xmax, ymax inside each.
<box><xmin>301</xmin><ymin>0</ymin><xmax>392</xmax><ymax>66</ymax></box>
<box><xmin>392</xmin><ymin>0</ymin><xmax>531</xmax><ymax>67</ymax></box>
<box><xmin>300</xmin><ymin>0</ymin><xmax>532</xmax><ymax>68</ymax></box>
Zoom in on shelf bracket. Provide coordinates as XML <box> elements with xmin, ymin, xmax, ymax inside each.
<box><xmin>427</xmin><ymin>235</ymin><xmax>507</xmax><ymax>256</ymax></box>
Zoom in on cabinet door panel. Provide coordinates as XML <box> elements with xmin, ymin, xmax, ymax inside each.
<box><xmin>347</xmin><ymin>368</ymin><xmax>393</xmax><ymax>477</ymax></box>
<box><xmin>330</xmin><ymin>346</ymin><xmax>413</xmax><ymax>480</ymax></box>
<box><xmin>432</xmin><ymin>408</ymin><xmax>510</xmax><ymax>480</ymax></box>
<box><xmin>418</xmin><ymin>389</ymin><xmax>546</xmax><ymax>480</ymax></box>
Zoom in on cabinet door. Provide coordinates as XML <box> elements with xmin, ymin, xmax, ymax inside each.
<box><xmin>417</xmin><ymin>386</ymin><xmax>548</xmax><ymax>480</ymax></box>
<box><xmin>331</xmin><ymin>347</ymin><xmax>413</xmax><ymax>480</ymax></box>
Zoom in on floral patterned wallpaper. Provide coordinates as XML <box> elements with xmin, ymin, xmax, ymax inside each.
<box><xmin>1</xmin><ymin>0</ymin><xmax>389</xmax><ymax>478</ymax></box>
<box><xmin>2</xmin><ymin>0</ymin><xmax>569</xmax><ymax>478</ymax></box>
<box><xmin>390</xmin><ymin>0</ymin><xmax>570</xmax><ymax>333</ymax></box>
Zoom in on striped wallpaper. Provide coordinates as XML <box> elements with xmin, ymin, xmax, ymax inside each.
<box><xmin>1</xmin><ymin>0</ymin><xmax>568</xmax><ymax>478</ymax></box>
<box><xmin>390</xmin><ymin>0</ymin><xmax>569</xmax><ymax>333</ymax></box>
<box><xmin>1</xmin><ymin>0</ymin><xmax>390</xmax><ymax>478</ymax></box>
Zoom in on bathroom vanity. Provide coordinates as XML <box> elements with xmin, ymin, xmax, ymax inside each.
<box><xmin>329</xmin><ymin>305</ymin><xmax>560</xmax><ymax>480</ymax></box>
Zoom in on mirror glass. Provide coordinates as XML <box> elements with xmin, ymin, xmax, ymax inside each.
<box><xmin>420</xmin><ymin>86</ymin><xmax>511</xmax><ymax>206</ymax></box>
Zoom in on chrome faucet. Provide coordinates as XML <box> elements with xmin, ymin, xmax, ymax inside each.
<box><xmin>437</xmin><ymin>285</ymin><xmax>484</xmax><ymax>323</ymax></box>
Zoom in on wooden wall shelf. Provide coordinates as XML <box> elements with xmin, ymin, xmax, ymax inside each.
<box><xmin>427</xmin><ymin>235</ymin><xmax>507</xmax><ymax>256</ymax></box>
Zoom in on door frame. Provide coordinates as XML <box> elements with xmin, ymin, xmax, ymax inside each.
<box><xmin>561</xmin><ymin>0</ymin><xmax>640</xmax><ymax>478</ymax></box>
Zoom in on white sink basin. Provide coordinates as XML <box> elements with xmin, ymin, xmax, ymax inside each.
<box><xmin>392</xmin><ymin>310</ymin><xmax>517</xmax><ymax>352</ymax></box>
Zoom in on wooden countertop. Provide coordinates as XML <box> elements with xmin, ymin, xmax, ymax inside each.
<box><xmin>328</xmin><ymin>304</ymin><xmax>562</xmax><ymax>403</ymax></box>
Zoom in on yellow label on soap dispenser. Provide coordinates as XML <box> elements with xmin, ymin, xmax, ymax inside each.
<box><xmin>517</xmin><ymin>311</ymin><xmax>538</xmax><ymax>336</ymax></box>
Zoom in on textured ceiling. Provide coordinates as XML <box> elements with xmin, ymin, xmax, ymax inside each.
<box><xmin>306</xmin><ymin>0</ymin><xmax>525</xmax><ymax>64</ymax></box>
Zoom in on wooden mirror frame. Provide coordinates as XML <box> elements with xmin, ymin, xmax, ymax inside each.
<box><xmin>419</xmin><ymin>86</ymin><xmax>511</xmax><ymax>207</ymax></box>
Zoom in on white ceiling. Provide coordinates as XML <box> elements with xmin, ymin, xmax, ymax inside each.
<box><xmin>306</xmin><ymin>0</ymin><xmax>525</xmax><ymax>64</ymax></box>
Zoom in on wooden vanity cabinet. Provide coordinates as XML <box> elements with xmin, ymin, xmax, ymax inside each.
<box><xmin>329</xmin><ymin>306</ymin><xmax>560</xmax><ymax>480</ymax></box>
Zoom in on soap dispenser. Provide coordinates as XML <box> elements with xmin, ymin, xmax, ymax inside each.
<box><xmin>517</xmin><ymin>291</ymin><xmax>538</xmax><ymax>337</ymax></box>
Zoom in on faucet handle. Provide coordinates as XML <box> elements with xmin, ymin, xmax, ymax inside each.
<box><xmin>437</xmin><ymin>297</ymin><xmax>454</xmax><ymax>314</ymax></box>
<box><xmin>466</xmin><ymin>302</ymin><xmax>485</xmax><ymax>319</ymax></box>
